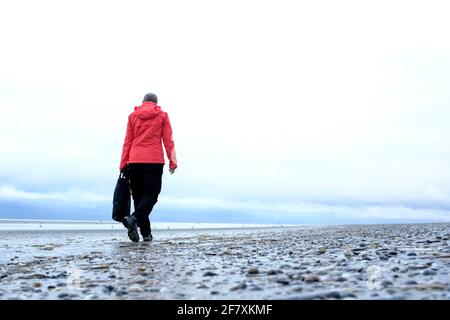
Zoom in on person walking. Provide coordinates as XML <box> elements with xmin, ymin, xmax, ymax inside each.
<box><xmin>119</xmin><ymin>92</ymin><xmax>177</xmax><ymax>242</ymax></box>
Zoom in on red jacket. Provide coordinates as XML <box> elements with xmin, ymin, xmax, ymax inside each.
<box><xmin>119</xmin><ymin>101</ymin><xmax>177</xmax><ymax>171</ymax></box>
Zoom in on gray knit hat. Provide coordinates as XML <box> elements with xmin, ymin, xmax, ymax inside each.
<box><xmin>143</xmin><ymin>92</ymin><xmax>158</xmax><ymax>103</ymax></box>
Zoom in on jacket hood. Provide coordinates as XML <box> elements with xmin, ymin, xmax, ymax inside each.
<box><xmin>134</xmin><ymin>101</ymin><xmax>162</xmax><ymax>120</ymax></box>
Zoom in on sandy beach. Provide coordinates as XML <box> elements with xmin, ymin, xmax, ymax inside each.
<box><xmin>0</xmin><ymin>223</ymin><xmax>449</xmax><ymax>300</ymax></box>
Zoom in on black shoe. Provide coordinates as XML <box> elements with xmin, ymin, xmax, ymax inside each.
<box><xmin>122</xmin><ymin>216</ymin><xmax>139</xmax><ymax>242</ymax></box>
<box><xmin>142</xmin><ymin>235</ymin><xmax>153</xmax><ymax>242</ymax></box>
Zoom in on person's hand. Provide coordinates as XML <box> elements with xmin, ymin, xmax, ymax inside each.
<box><xmin>120</xmin><ymin>165</ymin><xmax>130</xmax><ymax>177</ymax></box>
<box><xmin>169</xmin><ymin>168</ymin><xmax>176</xmax><ymax>174</ymax></box>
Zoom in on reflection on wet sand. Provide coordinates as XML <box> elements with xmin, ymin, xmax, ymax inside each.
<box><xmin>0</xmin><ymin>224</ymin><xmax>449</xmax><ymax>300</ymax></box>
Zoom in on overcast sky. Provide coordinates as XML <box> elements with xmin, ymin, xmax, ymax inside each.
<box><xmin>1</xmin><ymin>0</ymin><xmax>450</xmax><ymax>223</ymax></box>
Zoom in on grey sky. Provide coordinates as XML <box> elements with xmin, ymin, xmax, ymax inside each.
<box><xmin>1</xmin><ymin>0</ymin><xmax>450</xmax><ymax>222</ymax></box>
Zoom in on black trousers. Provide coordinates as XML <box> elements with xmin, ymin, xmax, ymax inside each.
<box><xmin>128</xmin><ymin>163</ymin><xmax>163</xmax><ymax>237</ymax></box>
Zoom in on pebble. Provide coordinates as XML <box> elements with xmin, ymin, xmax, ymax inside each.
<box><xmin>291</xmin><ymin>286</ymin><xmax>303</xmax><ymax>292</ymax></box>
<box><xmin>246</xmin><ymin>268</ymin><xmax>260</xmax><ymax>275</ymax></box>
<box><xmin>128</xmin><ymin>285</ymin><xmax>144</xmax><ymax>293</ymax></box>
<box><xmin>275</xmin><ymin>278</ymin><xmax>290</xmax><ymax>285</ymax></box>
<box><xmin>40</xmin><ymin>245</ymin><xmax>55</xmax><ymax>251</ymax></box>
<box><xmin>104</xmin><ymin>285</ymin><xmax>116</xmax><ymax>292</ymax></box>
<box><xmin>290</xmin><ymin>290</ymin><xmax>341</xmax><ymax>300</ymax></box>
<box><xmin>203</xmin><ymin>271</ymin><xmax>218</xmax><ymax>277</ymax></box>
<box><xmin>343</xmin><ymin>250</ymin><xmax>354</xmax><ymax>258</ymax></box>
<box><xmin>267</xmin><ymin>269</ymin><xmax>280</xmax><ymax>275</ymax></box>
<box><xmin>230</xmin><ymin>283</ymin><xmax>247</xmax><ymax>291</ymax></box>
<box><xmin>57</xmin><ymin>293</ymin><xmax>69</xmax><ymax>299</ymax></box>
<box><xmin>90</xmin><ymin>264</ymin><xmax>110</xmax><ymax>270</ymax></box>
<box><xmin>381</xmin><ymin>280</ymin><xmax>393</xmax><ymax>287</ymax></box>
<box><xmin>304</xmin><ymin>274</ymin><xmax>320</xmax><ymax>283</ymax></box>
<box><xmin>427</xmin><ymin>282</ymin><xmax>446</xmax><ymax>290</ymax></box>
<box><xmin>249</xmin><ymin>285</ymin><xmax>263</xmax><ymax>291</ymax></box>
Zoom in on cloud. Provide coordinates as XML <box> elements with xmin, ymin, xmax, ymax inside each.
<box><xmin>160</xmin><ymin>195</ymin><xmax>450</xmax><ymax>222</ymax></box>
<box><xmin>0</xmin><ymin>185</ymin><xmax>109</xmax><ymax>205</ymax></box>
<box><xmin>1</xmin><ymin>184</ymin><xmax>448</xmax><ymax>222</ymax></box>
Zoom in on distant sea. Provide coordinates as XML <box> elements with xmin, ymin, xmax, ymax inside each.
<box><xmin>0</xmin><ymin>219</ymin><xmax>295</xmax><ymax>231</ymax></box>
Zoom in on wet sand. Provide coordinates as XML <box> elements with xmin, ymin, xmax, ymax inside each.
<box><xmin>0</xmin><ymin>223</ymin><xmax>449</xmax><ymax>300</ymax></box>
